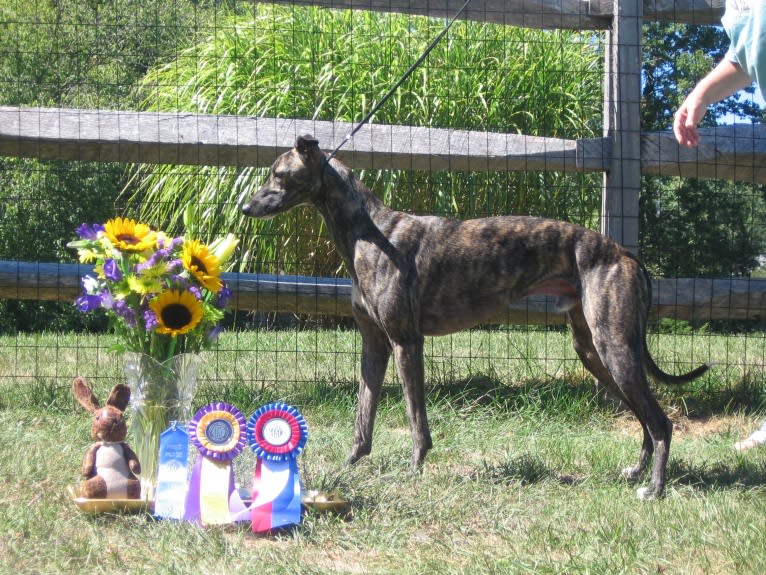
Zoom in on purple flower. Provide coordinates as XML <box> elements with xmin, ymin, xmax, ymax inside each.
<box><xmin>75</xmin><ymin>294</ymin><xmax>103</xmax><ymax>312</ymax></box>
<box><xmin>206</xmin><ymin>324</ymin><xmax>223</xmax><ymax>343</ymax></box>
<box><xmin>114</xmin><ymin>300</ymin><xmax>136</xmax><ymax>328</ymax></box>
<box><xmin>99</xmin><ymin>289</ymin><xmax>115</xmax><ymax>310</ymax></box>
<box><xmin>143</xmin><ymin>307</ymin><xmax>158</xmax><ymax>331</ymax></box>
<box><xmin>217</xmin><ymin>285</ymin><xmax>232</xmax><ymax>308</ymax></box>
<box><xmin>76</xmin><ymin>223</ymin><xmax>104</xmax><ymax>239</ymax></box>
<box><xmin>188</xmin><ymin>285</ymin><xmax>202</xmax><ymax>300</ymax></box>
<box><xmin>103</xmin><ymin>259</ymin><xmax>122</xmax><ymax>282</ymax></box>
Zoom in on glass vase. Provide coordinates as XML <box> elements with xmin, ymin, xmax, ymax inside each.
<box><xmin>124</xmin><ymin>352</ymin><xmax>202</xmax><ymax>500</ymax></box>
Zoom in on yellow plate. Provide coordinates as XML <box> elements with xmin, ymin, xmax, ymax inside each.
<box><xmin>301</xmin><ymin>490</ymin><xmax>348</xmax><ymax>513</ymax></box>
<box><xmin>68</xmin><ymin>485</ymin><xmax>154</xmax><ymax>514</ymax></box>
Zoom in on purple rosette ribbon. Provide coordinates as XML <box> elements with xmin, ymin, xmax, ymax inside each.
<box><xmin>246</xmin><ymin>403</ymin><xmax>308</xmax><ymax>532</ymax></box>
<box><xmin>184</xmin><ymin>402</ymin><xmax>246</xmax><ymax>525</ymax></box>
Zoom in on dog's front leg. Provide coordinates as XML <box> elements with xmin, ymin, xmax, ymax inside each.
<box><xmin>393</xmin><ymin>338</ymin><xmax>433</xmax><ymax>470</ymax></box>
<box><xmin>347</xmin><ymin>314</ymin><xmax>392</xmax><ymax>465</ymax></box>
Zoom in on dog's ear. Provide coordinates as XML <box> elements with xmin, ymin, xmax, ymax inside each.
<box><xmin>295</xmin><ymin>135</ymin><xmax>320</xmax><ymax>156</ymax></box>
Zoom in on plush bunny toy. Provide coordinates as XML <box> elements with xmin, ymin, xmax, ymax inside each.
<box><xmin>72</xmin><ymin>376</ymin><xmax>142</xmax><ymax>499</ymax></box>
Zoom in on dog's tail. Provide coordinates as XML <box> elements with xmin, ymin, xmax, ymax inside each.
<box><xmin>643</xmin><ymin>348</ymin><xmax>712</xmax><ymax>386</ymax></box>
<box><xmin>633</xmin><ymin>252</ymin><xmax>713</xmax><ymax>385</ymax></box>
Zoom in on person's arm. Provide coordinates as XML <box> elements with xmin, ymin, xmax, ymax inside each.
<box><xmin>673</xmin><ymin>58</ymin><xmax>753</xmax><ymax>147</ymax></box>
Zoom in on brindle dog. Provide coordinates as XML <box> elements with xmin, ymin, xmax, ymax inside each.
<box><xmin>241</xmin><ymin>135</ymin><xmax>709</xmax><ymax>500</ymax></box>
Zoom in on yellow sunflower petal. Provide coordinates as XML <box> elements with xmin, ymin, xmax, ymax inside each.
<box><xmin>182</xmin><ymin>239</ymin><xmax>223</xmax><ymax>293</ymax></box>
<box><xmin>150</xmin><ymin>289</ymin><xmax>203</xmax><ymax>337</ymax></box>
<box><xmin>103</xmin><ymin>217</ymin><xmax>157</xmax><ymax>253</ymax></box>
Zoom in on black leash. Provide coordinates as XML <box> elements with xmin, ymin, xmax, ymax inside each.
<box><xmin>326</xmin><ymin>0</ymin><xmax>473</xmax><ymax>162</ymax></box>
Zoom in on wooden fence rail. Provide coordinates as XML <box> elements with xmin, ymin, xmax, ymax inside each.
<box><xmin>1</xmin><ymin>107</ymin><xmax>764</xmax><ymax>184</ymax></box>
<box><xmin>259</xmin><ymin>0</ymin><xmax>726</xmax><ymax>28</ymax></box>
<box><xmin>3</xmin><ymin>261</ymin><xmax>764</xmax><ymax>325</ymax></box>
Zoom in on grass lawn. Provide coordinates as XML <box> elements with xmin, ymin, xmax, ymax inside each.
<box><xmin>1</xmin><ymin>328</ymin><xmax>765</xmax><ymax>574</ymax></box>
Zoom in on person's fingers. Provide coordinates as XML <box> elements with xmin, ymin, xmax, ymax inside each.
<box><xmin>673</xmin><ymin>107</ymin><xmax>700</xmax><ymax>148</ymax></box>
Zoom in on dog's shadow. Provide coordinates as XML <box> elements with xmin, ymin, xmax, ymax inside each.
<box><xmin>469</xmin><ymin>453</ymin><xmax>766</xmax><ymax>493</ymax></box>
<box><xmin>424</xmin><ymin>372</ymin><xmax>604</xmax><ymax>412</ymax></box>
<box><xmin>667</xmin><ymin>456</ymin><xmax>766</xmax><ymax>491</ymax></box>
<box><xmin>470</xmin><ymin>454</ymin><xmax>586</xmax><ymax>487</ymax></box>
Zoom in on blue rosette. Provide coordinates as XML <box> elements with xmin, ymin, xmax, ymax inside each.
<box><xmin>246</xmin><ymin>403</ymin><xmax>309</xmax><ymax>532</ymax></box>
<box><xmin>247</xmin><ymin>402</ymin><xmax>308</xmax><ymax>461</ymax></box>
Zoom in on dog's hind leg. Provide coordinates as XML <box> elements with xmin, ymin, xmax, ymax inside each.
<box><xmin>568</xmin><ymin>305</ymin><xmax>654</xmax><ymax>484</ymax></box>
<box><xmin>347</xmin><ymin>312</ymin><xmax>392</xmax><ymax>466</ymax></box>
<box><xmin>582</xmin><ymin>304</ymin><xmax>671</xmax><ymax>499</ymax></box>
<box><xmin>393</xmin><ymin>337</ymin><xmax>433</xmax><ymax>471</ymax></box>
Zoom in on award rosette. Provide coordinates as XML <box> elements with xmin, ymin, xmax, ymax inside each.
<box><xmin>246</xmin><ymin>403</ymin><xmax>308</xmax><ymax>532</ymax></box>
<box><xmin>184</xmin><ymin>402</ymin><xmax>246</xmax><ymax>525</ymax></box>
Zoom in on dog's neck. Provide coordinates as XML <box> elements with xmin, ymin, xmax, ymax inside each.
<box><xmin>316</xmin><ymin>159</ymin><xmax>392</xmax><ymax>281</ymax></box>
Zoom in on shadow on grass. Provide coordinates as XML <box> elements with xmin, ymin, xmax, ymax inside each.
<box><xmin>426</xmin><ymin>373</ymin><xmax>609</xmax><ymax>421</ymax></box>
<box><xmin>668</xmin><ymin>456</ymin><xmax>766</xmax><ymax>491</ymax></box>
<box><xmin>470</xmin><ymin>453</ymin><xmax>766</xmax><ymax>493</ymax></box>
<box><xmin>471</xmin><ymin>454</ymin><xmax>586</xmax><ymax>487</ymax></box>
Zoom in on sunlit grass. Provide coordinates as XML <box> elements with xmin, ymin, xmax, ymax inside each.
<box><xmin>1</xmin><ymin>329</ymin><xmax>765</xmax><ymax>573</ymax></box>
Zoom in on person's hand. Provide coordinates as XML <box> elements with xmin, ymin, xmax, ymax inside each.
<box><xmin>673</xmin><ymin>96</ymin><xmax>706</xmax><ymax>148</ymax></box>
<box><xmin>673</xmin><ymin>59</ymin><xmax>752</xmax><ymax>148</ymax></box>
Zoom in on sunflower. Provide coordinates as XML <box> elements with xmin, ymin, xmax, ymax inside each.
<box><xmin>103</xmin><ymin>217</ymin><xmax>157</xmax><ymax>253</ymax></box>
<box><xmin>182</xmin><ymin>239</ymin><xmax>223</xmax><ymax>293</ymax></box>
<box><xmin>150</xmin><ymin>289</ymin><xmax>203</xmax><ymax>337</ymax></box>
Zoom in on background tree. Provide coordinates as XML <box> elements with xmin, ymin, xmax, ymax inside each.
<box><xmin>640</xmin><ymin>22</ymin><xmax>766</xmax><ymax>279</ymax></box>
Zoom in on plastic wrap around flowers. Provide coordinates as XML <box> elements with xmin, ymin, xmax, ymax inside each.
<box><xmin>247</xmin><ymin>403</ymin><xmax>308</xmax><ymax>462</ymax></box>
<box><xmin>188</xmin><ymin>402</ymin><xmax>246</xmax><ymax>461</ymax></box>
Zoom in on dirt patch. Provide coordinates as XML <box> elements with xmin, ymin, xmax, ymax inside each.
<box><xmin>610</xmin><ymin>412</ymin><xmax>756</xmax><ymax>441</ymax></box>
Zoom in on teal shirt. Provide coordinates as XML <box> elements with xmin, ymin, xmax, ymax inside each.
<box><xmin>723</xmin><ymin>0</ymin><xmax>766</xmax><ymax>99</ymax></box>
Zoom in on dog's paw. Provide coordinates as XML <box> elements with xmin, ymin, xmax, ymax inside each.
<box><xmin>621</xmin><ymin>465</ymin><xmax>642</xmax><ymax>481</ymax></box>
<box><xmin>635</xmin><ymin>486</ymin><xmax>656</xmax><ymax>501</ymax></box>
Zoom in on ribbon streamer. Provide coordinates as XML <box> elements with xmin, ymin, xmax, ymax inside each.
<box><xmin>184</xmin><ymin>402</ymin><xmax>246</xmax><ymax>525</ymax></box>
<box><xmin>247</xmin><ymin>403</ymin><xmax>308</xmax><ymax>532</ymax></box>
<box><xmin>154</xmin><ymin>422</ymin><xmax>190</xmax><ymax>520</ymax></box>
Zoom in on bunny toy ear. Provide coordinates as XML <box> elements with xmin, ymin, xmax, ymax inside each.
<box><xmin>72</xmin><ymin>376</ymin><xmax>100</xmax><ymax>413</ymax></box>
<box><xmin>106</xmin><ymin>384</ymin><xmax>131</xmax><ymax>413</ymax></box>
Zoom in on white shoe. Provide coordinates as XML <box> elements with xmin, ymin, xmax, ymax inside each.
<box><xmin>734</xmin><ymin>428</ymin><xmax>766</xmax><ymax>452</ymax></box>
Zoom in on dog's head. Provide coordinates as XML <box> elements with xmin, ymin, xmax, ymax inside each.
<box><xmin>241</xmin><ymin>135</ymin><xmax>325</xmax><ymax>219</ymax></box>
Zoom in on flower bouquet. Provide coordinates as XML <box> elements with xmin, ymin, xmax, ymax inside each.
<box><xmin>68</xmin><ymin>217</ymin><xmax>238</xmax><ymax>496</ymax></box>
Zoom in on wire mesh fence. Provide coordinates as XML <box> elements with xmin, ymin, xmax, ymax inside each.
<box><xmin>0</xmin><ymin>0</ymin><xmax>764</xmax><ymax>403</ymax></box>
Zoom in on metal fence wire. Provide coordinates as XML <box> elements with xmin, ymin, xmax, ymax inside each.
<box><xmin>0</xmin><ymin>0</ymin><xmax>765</xmax><ymax>401</ymax></box>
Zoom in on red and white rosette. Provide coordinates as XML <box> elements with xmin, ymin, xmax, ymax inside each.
<box><xmin>246</xmin><ymin>403</ymin><xmax>308</xmax><ymax>532</ymax></box>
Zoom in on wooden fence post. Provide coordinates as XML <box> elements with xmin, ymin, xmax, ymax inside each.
<box><xmin>602</xmin><ymin>0</ymin><xmax>643</xmax><ymax>254</ymax></box>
